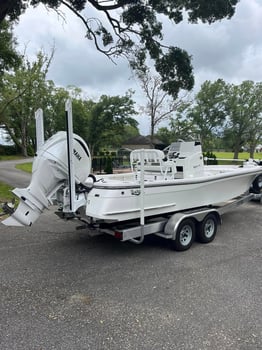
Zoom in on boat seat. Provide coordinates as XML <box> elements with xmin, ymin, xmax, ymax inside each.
<box><xmin>130</xmin><ymin>149</ymin><xmax>176</xmax><ymax>179</ymax></box>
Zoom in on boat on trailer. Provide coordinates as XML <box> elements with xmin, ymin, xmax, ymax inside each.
<box><xmin>2</xmin><ymin>101</ymin><xmax>262</xmax><ymax>250</ymax></box>
<box><xmin>80</xmin><ymin>141</ymin><xmax>262</xmax><ymax>223</ymax></box>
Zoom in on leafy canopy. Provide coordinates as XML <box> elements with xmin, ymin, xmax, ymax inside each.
<box><xmin>0</xmin><ymin>20</ymin><xmax>21</xmax><ymax>79</ymax></box>
<box><xmin>0</xmin><ymin>0</ymin><xmax>240</xmax><ymax>97</ymax></box>
<box><xmin>0</xmin><ymin>51</ymin><xmax>54</xmax><ymax>156</ymax></box>
<box><xmin>87</xmin><ymin>92</ymin><xmax>138</xmax><ymax>154</ymax></box>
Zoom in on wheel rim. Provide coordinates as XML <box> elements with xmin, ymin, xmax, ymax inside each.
<box><xmin>179</xmin><ymin>225</ymin><xmax>193</xmax><ymax>246</ymax></box>
<box><xmin>204</xmin><ymin>219</ymin><xmax>215</xmax><ymax>238</ymax></box>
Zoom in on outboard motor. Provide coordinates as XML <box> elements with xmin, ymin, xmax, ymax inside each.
<box><xmin>3</xmin><ymin>131</ymin><xmax>91</xmax><ymax>226</ymax></box>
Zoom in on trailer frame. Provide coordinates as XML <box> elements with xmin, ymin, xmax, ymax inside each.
<box><xmin>75</xmin><ymin>192</ymin><xmax>256</xmax><ymax>251</ymax></box>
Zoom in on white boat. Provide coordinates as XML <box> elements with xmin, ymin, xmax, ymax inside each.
<box><xmin>3</xmin><ymin>131</ymin><xmax>262</xmax><ymax>227</ymax></box>
<box><xmin>83</xmin><ymin>140</ymin><xmax>262</xmax><ymax>222</ymax></box>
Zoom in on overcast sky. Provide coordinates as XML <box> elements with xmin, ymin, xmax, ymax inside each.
<box><xmin>12</xmin><ymin>0</ymin><xmax>262</xmax><ymax>135</ymax></box>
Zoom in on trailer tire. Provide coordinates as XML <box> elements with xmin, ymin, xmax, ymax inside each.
<box><xmin>197</xmin><ymin>213</ymin><xmax>217</xmax><ymax>243</ymax></box>
<box><xmin>251</xmin><ymin>175</ymin><xmax>262</xmax><ymax>194</ymax></box>
<box><xmin>171</xmin><ymin>218</ymin><xmax>195</xmax><ymax>251</ymax></box>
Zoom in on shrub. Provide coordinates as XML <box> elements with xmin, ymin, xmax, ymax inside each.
<box><xmin>104</xmin><ymin>156</ymin><xmax>113</xmax><ymax>174</ymax></box>
<box><xmin>0</xmin><ymin>145</ymin><xmax>18</xmax><ymax>156</ymax></box>
<box><xmin>203</xmin><ymin>151</ymin><xmax>218</xmax><ymax>165</ymax></box>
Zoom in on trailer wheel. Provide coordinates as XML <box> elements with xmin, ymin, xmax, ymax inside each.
<box><xmin>197</xmin><ymin>213</ymin><xmax>217</xmax><ymax>243</ymax></box>
<box><xmin>251</xmin><ymin>175</ymin><xmax>262</xmax><ymax>194</ymax></box>
<box><xmin>171</xmin><ymin>218</ymin><xmax>195</xmax><ymax>251</ymax></box>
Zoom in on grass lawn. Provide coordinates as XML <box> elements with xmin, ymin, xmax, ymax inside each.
<box><xmin>0</xmin><ymin>182</ymin><xmax>14</xmax><ymax>202</ymax></box>
<box><xmin>0</xmin><ymin>157</ymin><xmax>32</xmax><ymax>213</ymax></box>
<box><xmin>214</xmin><ymin>152</ymin><xmax>262</xmax><ymax>160</ymax></box>
<box><xmin>0</xmin><ymin>155</ymin><xmax>26</xmax><ymax>161</ymax></box>
<box><xmin>15</xmin><ymin>162</ymin><xmax>33</xmax><ymax>173</ymax></box>
<box><xmin>0</xmin><ymin>182</ymin><xmax>15</xmax><ymax>216</ymax></box>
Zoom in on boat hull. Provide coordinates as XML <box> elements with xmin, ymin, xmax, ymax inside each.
<box><xmin>85</xmin><ymin>167</ymin><xmax>262</xmax><ymax>222</ymax></box>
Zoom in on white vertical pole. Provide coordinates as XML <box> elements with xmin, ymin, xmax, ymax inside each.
<box><xmin>65</xmin><ymin>99</ymin><xmax>75</xmax><ymax>212</ymax></box>
<box><xmin>140</xmin><ymin>149</ymin><xmax>145</xmax><ymax>227</ymax></box>
<box><xmin>35</xmin><ymin>108</ymin><xmax>44</xmax><ymax>152</ymax></box>
<box><xmin>129</xmin><ymin>149</ymin><xmax>145</xmax><ymax>244</ymax></box>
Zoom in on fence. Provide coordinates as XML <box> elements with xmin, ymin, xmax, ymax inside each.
<box><xmin>92</xmin><ymin>156</ymin><xmax>129</xmax><ymax>174</ymax></box>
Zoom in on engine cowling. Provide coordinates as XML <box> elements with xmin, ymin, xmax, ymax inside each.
<box><xmin>3</xmin><ymin>131</ymin><xmax>91</xmax><ymax>226</ymax></box>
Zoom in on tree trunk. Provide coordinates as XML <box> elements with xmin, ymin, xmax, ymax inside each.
<box><xmin>21</xmin><ymin>121</ymin><xmax>28</xmax><ymax>157</ymax></box>
<box><xmin>150</xmin><ymin>117</ymin><xmax>155</xmax><ymax>148</ymax></box>
<box><xmin>249</xmin><ymin>144</ymin><xmax>255</xmax><ymax>159</ymax></box>
<box><xmin>3</xmin><ymin>122</ymin><xmax>22</xmax><ymax>153</ymax></box>
<box><xmin>233</xmin><ymin>146</ymin><xmax>240</xmax><ymax>159</ymax></box>
<box><xmin>20</xmin><ymin>135</ymin><xmax>28</xmax><ymax>157</ymax></box>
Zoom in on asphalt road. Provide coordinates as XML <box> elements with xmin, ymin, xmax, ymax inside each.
<box><xmin>0</xmin><ymin>159</ymin><xmax>32</xmax><ymax>188</ymax></box>
<box><xmin>0</xmin><ymin>160</ymin><xmax>262</xmax><ymax>350</ymax></box>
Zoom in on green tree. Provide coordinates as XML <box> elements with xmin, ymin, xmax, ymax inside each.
<box><xmin>223</xmin><ymin>81</ymin><xmax>262</xmax><ymax>158</ymax></box>
<box><xmin>0</xmin><ymin>19</ymin><xmax>21</xmax><ymax>81</ymax></box>
<box><xmin>158</xmin><ymin>80</ymin><xmax>262</xmax><ymax>156</ymax></box>
<box><xmin>86</xmin><ymin>92</ymin><xmax>137</xmax><ymax>154</ymax></box>
<box><xmin>132</xmin><ymin>64</ymin><xmax>191</xmax><ymax>141</ymax></box>
<box><xmin>246</xmin><ymin>82</ymin><xmax>262</xmax><ymax>158</ymax></box>
<box><xmin>122</xmin><ymin>124</ymin><xmax>140</xmax><ymax>140</ymax></box>
<box><xmin>42</xmin><ymin>86</ymin><xmax>70</xmax><ymax>139</ymax></box>
<box><xmin>187</xmin><ymin>79</ymin><xmax>227</xmax><ymax>150</ymax></box>
<box><xmin>0</xmin><ymin>1</ymin><xmax>27</xmax><ymax>23</ymax></box>
<box><xmin>40</xmin><ymin>85</ymin><xmax>91</xmax><ymax>139</ymax></box>
<box><xmin>0</xmin><ymin>51</ymin><xmax>54</xmax><ymax>156</ymax></box>
<box><xmin>0</xmin><ymin>1</ymin><xmax>240</xmax><ymax>98</ymax></box>
<box><xmin>156</xmin><ymin>103</ymin><xmax>197</xmax><ymax>146</ymax></box>
<box><xmin>44</xmin><ymin>85</ymin><xmax>94</xmax><ymax>140</ymax></box>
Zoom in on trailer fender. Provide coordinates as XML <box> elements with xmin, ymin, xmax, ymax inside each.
<box><xmin>170</xmin><ymin>217</ymin><xmax>196</xmax><ymax>251</ymax></box>
<box><xmin>164</xmin><ymin>209</ymin><xmax>221</xmax><ymax>240</ymax></box>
